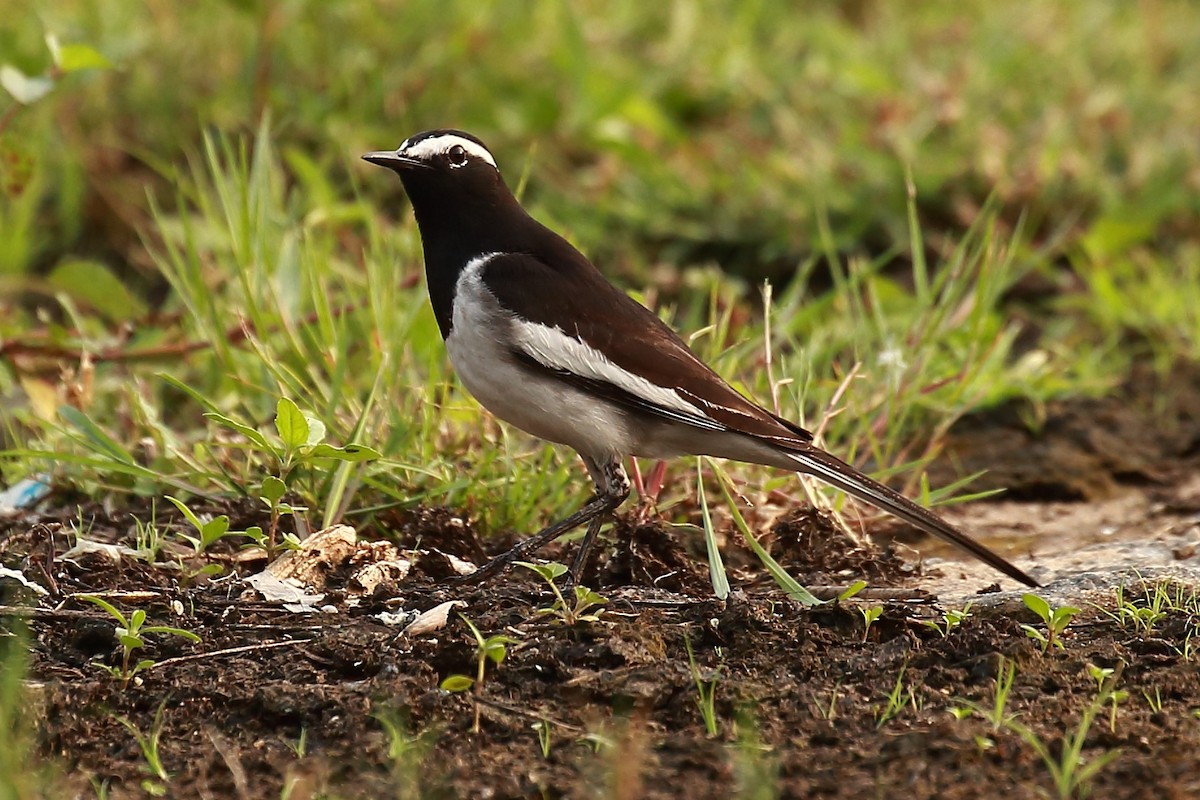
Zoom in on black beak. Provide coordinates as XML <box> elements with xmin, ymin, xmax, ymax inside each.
<box><xmin>361</xmin><ymin>151</ymin><xmax>428</xmax><ymax>170</ymax></box>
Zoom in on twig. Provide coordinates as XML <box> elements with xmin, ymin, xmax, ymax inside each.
<box><xmin>472</xmin><ymin>695</ymin><xmax>584</xmax><ymax>733</ymax></box>
<box><xmin>0</xmin><ymin>605</ymin><xmax>95</xmax><ymax>620</ymax></box>
<box><xmin>152</xmin><ymin>637</ymin><xmax>312</xmax><ymax>669</ymax></box>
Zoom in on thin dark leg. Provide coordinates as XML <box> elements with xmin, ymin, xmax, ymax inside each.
<box><xmin>446</xmin><ymin>493</ymin><xmax>619</xmax><ymax>586</ymax></box>
<box><xmin>447</xmin><ymin>455</ymin><xmax>630</xmax><ymax>587</ymax></box>
<box><xmin>567</xmin><ymin>513</ymin><xmax>606</xmax><ymax>585</ymax></box>
<box><xmin>566</xmin><ymin>454</ymin><xmax>629</xmax><ymax>586</ymax></box>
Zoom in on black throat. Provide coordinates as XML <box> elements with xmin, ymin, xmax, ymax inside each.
<box><xmin>398</xmin><ymin>169</ymin><xmax>534</xmax><ymax>339</ymax></box>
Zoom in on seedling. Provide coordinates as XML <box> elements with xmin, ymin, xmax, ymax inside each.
<box><xmin>731</xmin><ymin>711</ymin><xmax>779</xmax><ymax>800</ymax></box>
<box><xmin>1104</xmin><ymin>579</ymin><xmax>1195</xmax><ymax>635</ymax></box>
<box><xmin>860</xmin><ymin>606</ymin><xmax>884</xmax><ymax>641</ymax></box>
<box><xmin>1021</xmin><ymin>593</ymin><xmax>1080</xmax><ymax>652</ymax></box>
<box><xmin>951</xmin><ymin>657</ymin><xmax>1018</xmax><ymax>736</ymax></box>
<box><xmin>284</xmin><ymin>727</ymin><xmax>309</xmax><ymax>759</ymax></box>
<box><xmin>812</xmin><ymin>682</ymin><xmax>842</xmax><ymax>721</ymax></box>
<box><xmin>164</xmin><ymin>495</ymin><xmax>250</xmax><ymax>555</ymax></box>
<box><xmin>838</xmin><ymin>580</ymin><xmax>868</xmax><ymax>602</ymax></box>
<box><xmin>920</xmin><ymin>602</ymin><xmax>973</xmax><ymax>637</ymax></box>
<box><xmin>1144</xmin><ymin>687</ymin><xmax>1164</xmax><ymax>714</ymax></box>
<box><xmin>374</xmin><ymin>709</ymin><xmax>437</xmax><ymax>800</ymax></box>
<box><xmin>515</xmin><ymin>561</ymin><xmax>607</xmax><ymax>625</ymax></box>
<box><xmin>1086</xmin><ymin>663</ymin><xmax>1129</xmax><ymax>733</ymax></box>
<box><xmin>203</xmin><ymin>397</ymin><xmax>380</xmax><ymax>554</ymax></box>
<box><xmin>533</xmin><ymin>719</ymin><xmax>552</xmax><ymax>758</ymax></box>
<box><xmin>79</xmin><ymin>596</ymin><xmax>200</xmax><ymax>687</ymax></box>
<box><xmin>685</xmin><ymin>635</ymin><xmax>721</xmax><ymax>737</ymax></box>
<box><xmin>1003</xmin><ymin>675</ymin><xmax>1122</xmax><ymax>799</ymax></box>
<box><xmin>876</xmin><ymin>666</ymin><xmax>919</xmax><ymax>727</ymax></box>
<box><xmin>116</xmin><ymin>702</ymin><xmax>170</xmax><ymax>796</ymax></box>
<box><xmin>440</xmin><ymin>615</ymin><xmax>519</xmax><ymax>733</ymax></box>
<box><xmin>131</xmin><ymin>512</ymin><xmax>166</xmax><ymax>564</ymax></box>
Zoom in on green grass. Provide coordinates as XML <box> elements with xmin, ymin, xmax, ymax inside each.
<box><xmin>2</xmin><ymin>1</ymin><xmax>1199</xmax><ymax>534</ymax></box>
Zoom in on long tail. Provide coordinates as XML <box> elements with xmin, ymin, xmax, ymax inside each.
<box><xmin>782</xmin><ymin>446</ymin><xmax>1039</xmax><ymax>587</ymax></box>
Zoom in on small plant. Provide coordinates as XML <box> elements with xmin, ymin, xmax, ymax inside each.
<box><xmin>1104</xmin><ymin>579</ymin><xmax>1195</xmax><ymax>635</ymax></box>
<box><xmin>731</xmin><ymin>711</ymin><xmax>779</xmax><ymax>800</ymax></box>
<box><xmin>1022</xmin><ymin>593</ymin><xmax>1081</xmax><ymax>652</ymax></box>
<box><xmin>440</xmin><ymin>615</ymin><xmax>519</xmax><ymax>733</ymax></box>
<box><xmin>1084</xmin><ymin>663</ymin><xmax>1129</xmax><ymax>732</ymax></box>
<box><xmin>131</xmin><ymin>511</ymin><xmax>166</xmax><ymax>564</ymax></box>
<box><xmin>951</xmin><ymin>657</ymin><xmax>1018</xmax><ymax>752</ymax></box>
<box><xmin>79</xmin><ymin>596</ymin><xmax>200</xmax><ymax>687</ymax></box>
<box><xmin>876</xmin><ymin>666</ymin><xmax>919</xmax><ymax>728</ymax></box>
<box><xmin>921</xmin><ymin>602</ymin><xmax>973</xmax><ymax>637</ymax></box>
<box><xmin>860</xmin><ymin>606</ymin><xmax>884</xmax><ymax>641</ymax></box>
<box><xmin>1143</xmin><ymin>687</ymin><xmax>1164</xmax><ymax>714</ymax></box>
<box><xmin>685</xmin><ymin>635</ymin><xmax>721</xmax><ymax>737</ymax></box>
<box><xmin>164</xmin><ymin>495</ymin><xmax>251</xmax><ymax>555</ymax></box>
<box><xmin>515</xmin><ymin>561</ymin><xmax>607</xmax><ymax>625</ymax></box>
<box><xmin>374</xmin><ymin>709</ymin><xmax>437</xmax><ymax>800</ymax></box>
<box><xmin>284</xmin><ymin>726</ymin><xmax>309</xmax><ymax>759</ymax></box>
<box><xmin>977</xmin><ymin>657</ymin><xmax>1018</xmax><ymax>732</ymax></box>
<box><xmin>533</xmin><ymin>719</ymin><xmax>552</xmax><ymax>758</ymax></box>
<box><xmin>1003</xmin><ymin>675</ymin><xmax>1122</xmax><ymax>799</ymax></box>
<box><xmin>812</xmin><ymin>682</ymin><xmax>842</xmax><ymax>721</ymax></box>
<box><xmin>204</xmin><ymin>397</ymin><xmax>379</xmax><ymax>552</ymax></box>
<box><xmin>116</xmin><ymin>702</ymin><xmax>171</xmax><ymax>796</ymax></box>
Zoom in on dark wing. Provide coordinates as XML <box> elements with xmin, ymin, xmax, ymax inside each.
<box><xmin>479</xmin><ymin>248</ymin><xmax>813</xmax><ymax>448</ymax></box>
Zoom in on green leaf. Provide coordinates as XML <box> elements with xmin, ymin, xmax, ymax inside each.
<box><xmin>132</xmin><ymin>659</ymin><xmax>157</xmax><ymax>675</ymax></box>
<box><xmin>165</xmin><ymin>495</ymin><xmax>205</xmax><ymax>533</ymax></box>
<box><xmin>483</xmin><ymin>637</ymin><xmax>516</xmax><ymax>665</ymax></box>
<box><xmin>199</xmin><ymin>516</ymin><xmax>231</xmax><ymax>547</ymax></box>
<box><xmin>129</xmin><ymin>609</ymin><xmax>146</xmax><ymax>632</ymax></box>
<box><xmin>516</xmin><ymin>561</ymin><xmax>568</xmax><ymax>582</ymax></box>
<box><xmin>55</xmin><ymin>43</ymin><xmax>112</xmax><ymax>73</ymax></box>
<box><xmin>275</xmin><ymin>398</ymin><xmax>309</xmax><ymax>450</ymax></box>
<box><xmin>1022</xmin><ymin>593</ymin><xmax>1051</xmax><ymax>622</ymax></box>
<box><xmin>142</xmin><ymin>626</ymin><xmax>201</xmax><ymax>643</ymax></box>
<box><xmin>838</xmin><ymin>580</ymin><xmax>869</xmax><ymax>602</ymax></box>
<box><xmin>261</xmin><ymin>476</ymin><xmax>287</xmax><ymax>506</ymax></box>
<box><xmin>203</xmin><ymin>412</ymin><xmax>275</xmax><ymax>454</ymax></box>
<box><xmin>696</xmin><ymin>462</ymin><xmax>730</xmax><ymax>601</ymax></box>
<box><xmin>58</xmin><ymin>406</ymin><xmax>133</xmax><ymax>464</ymax></box>
<box><xmin>1020</xmin><ymin>623</ymin><xmax>1046</xmax><ymax>643</ymax></box>
<box><xmin>0</xmin><ymin>65</ymin><xmax>53</xmax><ymax>104</ymax></box>
<box><xmin>78</xmin><ymin>595</ymin><xmax>128</xmax><ymax>626</ymax></box>
<box><xmin>49</xmin><ymin>260</ymin><xmax>146</xmax><ymax>320</ymax></box>
<box><xmin>119</xmin><ymin>634</ymin><xmax>144</xmax><ymax>650</ymax></box>
<box><xmin>307</xmin><ymin>443</ymin><xmax>382</xmax><ymax>462</ymax></box>
<box><xmin>440</xmin><ymin>675</ymin><xmax>474</xmax><ymax>692</ymax></box>
<box><xmin>713</xmin><ymin>463</ymin><xmax>823</xmax><ymax>607</ymax></box>
<box><xmin>574</xmin><ymin>587</ymin><xmax>607</xmax><ymax>606</ymax></box>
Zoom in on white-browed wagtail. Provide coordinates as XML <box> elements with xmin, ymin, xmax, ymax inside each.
<box><xmin>363</xmin><ymin>130</ymin><xmax>1038</xmax><ymax>588</ymax></box>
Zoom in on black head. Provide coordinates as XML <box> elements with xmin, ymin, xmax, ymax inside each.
<box><xmin>362</xmin><ymin>129</ymin><xmax>531</xmax><ymax>254</ymax></box>
<box><xmin>363</xmin><ymin>129</ymin><xmax>499</xmax><ymax>177</ymax></box>
<box><xmin>364</xmin><ymin>130</ymin><xmax>541</xmax><ymax>338</ymax></box>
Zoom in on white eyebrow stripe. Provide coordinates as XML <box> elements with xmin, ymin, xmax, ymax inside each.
<box><xmin>399</xmin><ymin>134</ymin><xmax>497</xmax><ymax>168</ymax></box>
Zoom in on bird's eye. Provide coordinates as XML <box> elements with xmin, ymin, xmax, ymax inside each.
<box><xmin>447</xmin><ymin>144</ymin><xmax>468</xmax><ymax>167</ymax></box>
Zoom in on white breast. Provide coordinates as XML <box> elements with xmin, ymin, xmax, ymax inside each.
<box><xmin>444</xmin><ymin>255</ymin><xmax>639</xmax><ymax>460</ymax></box>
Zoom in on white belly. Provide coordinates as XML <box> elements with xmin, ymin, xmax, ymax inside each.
<box><xmin>444</xmin><ymin>257</ymin><xmax>638</xmax><ymax>460</ymax></box>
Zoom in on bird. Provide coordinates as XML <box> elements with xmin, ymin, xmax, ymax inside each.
<box><xmin>362</xmin><ymin>129</ymin><xmax>1039</xmax><ymax>589</ymax></box>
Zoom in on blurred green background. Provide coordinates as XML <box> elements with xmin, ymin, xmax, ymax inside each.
<box><xmin>2</xmin><ymin>0</ymin><xmax>1199</xmax><ymax>524</ymax></box>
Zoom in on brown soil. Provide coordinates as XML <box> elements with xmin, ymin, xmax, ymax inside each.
<box><xmin>3</xmin><ymin>368</ymin><xmax>1200</xmax><ymax>799</ymax></box>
